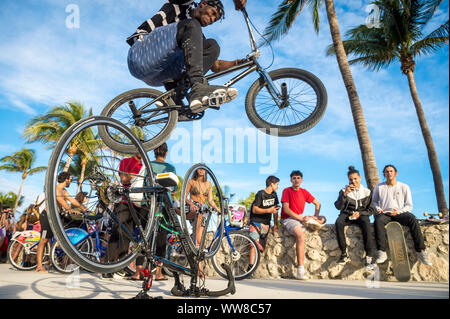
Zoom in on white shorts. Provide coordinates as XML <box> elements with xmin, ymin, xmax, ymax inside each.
<box><xmin>281</xmin><ymin>218</ymin><xmax>303</xmax><ymax>235</ymax></box>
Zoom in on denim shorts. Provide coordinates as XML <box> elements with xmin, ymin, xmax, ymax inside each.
<box><xmin>127</xmin><ymin>22</ymin><xmax>186</xmax><ymax>87</ymax></box>
<box><xmin>281</xmin><ymin>217</ymin><xmax>303</xmax><ymax>235</ymax></box>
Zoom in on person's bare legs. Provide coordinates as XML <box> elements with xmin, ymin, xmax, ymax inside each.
<box><xmin>36</xmin><ymin>238</ymin><xmax>49</xmax><ymax>273</ymax></box>
<box><xmin>293</xmin><ymin>226</ymin><xmax>305</xmax><ymax>266</ymax></box>
<box><xmin>194</xmin><ymin>214</ymin><xmax>207</xmax><ymax>278</ymax></box>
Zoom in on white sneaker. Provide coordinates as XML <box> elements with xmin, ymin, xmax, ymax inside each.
<box><xmin>374</xmin><ymin>250</ymin><xmax>388</xmax><ymax>264</ymax></box>
<box><xmin>306</xmin><ymin>218</ymin><xmax>323</xmax><ymax>231</ymax></box>
<box><xmin>418</xmin><ymin>251</ymin><xmax>433</xmax><ymax>266</ymax></box>
<box><xmin>296</xmin><ymin>268</ymin><xmax>308</xmax><ymax>280</ymax></box>
<box><xmin>365</xmin><ymin>256</ymin><xmax>373</xmax><ymax>266</ymax></box>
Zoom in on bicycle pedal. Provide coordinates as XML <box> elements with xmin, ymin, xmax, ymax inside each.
<box><xmin>208</xmin><ymin>92</ymin><xmax>226</xmax><ymax>108</ymax></box>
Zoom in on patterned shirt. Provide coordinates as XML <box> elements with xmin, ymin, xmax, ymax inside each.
<box><xmin>127</xmin><ymin>0</ymin><xmax>195</xmax><ymax>46</ymax></box>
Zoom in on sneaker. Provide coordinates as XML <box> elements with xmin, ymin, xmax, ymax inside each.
<box><xmin>188</xmin><ymin>82</ymin><xmax>237</xmax><ymax>113</ymax></box>
<box><xmin>296</xmin><ymin>268</ymin><xmax>308</xmax><ymax>280</ymax></box>
<box><xmin>337</xmin><ymin>253</ymin><xmax>349</xmax><ymax>265</ymax></box>
<box><xmin>365</xmin><ymin>256</ymin><xmax>373</xmax><ymax>266</ymax></box>
<box><xmin>101</xmin><ymin>273</ymin><xmax>114</xmax><ymax>281</ymax></box>
<box><xmin>374</xmin><ymin>250</ymin><xmax>388</xmax><ymax>264</ymax></box>
<box><xmin>306</xmin><ymin>218</ymin><xmax>323</xmax><ymax>231</ymax></box>
<box><xmin>417</xmin><ymin>251</ymin><xmax>432</xmax><ymax>266</ymax></box>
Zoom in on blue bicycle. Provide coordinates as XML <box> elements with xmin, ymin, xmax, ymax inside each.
<box><xmin>164</xmin><ymin>192</ymin><xmax>260</xmax><ymax>280</ymax></box>
<box><xmin>210</xmin><ymin>203</ymin><xmax>260</xmax><ymax>280</ymax></box>
<box><xmin>50</xmin><ymin>212</ymin><xmax>107</xmax><ymax>274</ymax></box>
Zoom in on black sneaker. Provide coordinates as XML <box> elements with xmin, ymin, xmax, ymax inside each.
<box><xmin>188</xmin><ymin>82</ymin><xmax>237</xmax><ymax>113</ymax></box>
<box><xmin>101</xmin><ymin>273</ymin><xmax>114</xmax><ymax>281</ymax></box>
<box><xmin>338</xmin><ymin>253</ymin><xmax>349</xmax><ymax>265</ymax></box>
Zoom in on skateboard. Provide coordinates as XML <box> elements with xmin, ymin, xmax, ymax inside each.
<box><xmin>423</xmin><ymin>212</ymin><xmax>449</xmax><ymax>224</ymax></box>
<box><xmin>385</xmin><ymin>222</ymin><xmax>411</xmax><ymax>282</ymax></box>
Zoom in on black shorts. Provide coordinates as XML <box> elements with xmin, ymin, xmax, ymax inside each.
<box><xmin>39</xmin><ymin>210</ymin><xmax>53</xmax><ymax>240</ymax></box>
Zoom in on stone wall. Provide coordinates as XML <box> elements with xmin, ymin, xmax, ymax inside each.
<box><xmin>204</xmin><ymin>224</ymin><xmax>449</xmax><ymax>282</ymax></box>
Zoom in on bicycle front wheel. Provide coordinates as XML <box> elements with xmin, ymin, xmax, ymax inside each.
<box><xmin>246</xmin><ymin>68</ymin><xmax>327</xmax><ymax>137</ymax></box>
<box><xmin>99</xmin><ymin>88</ymin><xmax>178</xmax><ymax>153</ymax></box>
<box><xmin>8</xmin><ymin>239</ymin><xmax>50</xmax><ymax>271</ymax></box>
<box><xmin>45</xmin><ymin>116</ymin><xmax>156</xmax><ymax>273</ymax></box>
<box><xmin>50</xmin><ymin>238</ymin><xmax>91</xmax><ymax>274</ymax></box>
<box><xmin>212</xmin><ymin>231</ymin><xmax>260</xmax><ymax>280</ymax></box>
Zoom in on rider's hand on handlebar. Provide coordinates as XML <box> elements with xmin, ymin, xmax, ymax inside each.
<box><xmin>233</xmin><ymin>0</ymin><xmax>246</xmax><ymax>10</ymax></box>
<box><xmin>211</xmin><ymin>59</ymin><xmax>247</xmax><ymax>73</ymax></box>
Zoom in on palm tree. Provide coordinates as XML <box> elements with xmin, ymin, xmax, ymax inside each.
<box><xmin>326</xmin><ymin>0</ymin><xmax>448</xmax><ymax>215</ymax></box>
<box><xmin>263</xmin><ymin>0</ymin><xmax>381</xmax><ymax>189</ymax></box>
<box><xmin>23</xmin><ymin>101</ymin><xmax>93</xmax><ymax>172</ymax></box>
<box><xmin>0</xmin><ymin>148</ymin><xmax>47</xmax><ymax>215</ymax></box>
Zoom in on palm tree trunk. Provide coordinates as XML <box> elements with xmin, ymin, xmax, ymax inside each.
<box><xmin>405</xmin><ymin>70</ymin><xmax>448</xmax><ymax>216</ymax></box>
<box><xmin>77</xmin><ymin>158</ymin><xmax>87</xmax><ymax>194</ymax></box>
<box><xmin>64</xmin><ymin>144</ymin><xmax>78</xmax><ymax>172</ymax></box>
<box><xmin>13</xmin><ymin>176</ymin><xmax>26</xmax><ymax>216</ymax></box>
<box><xmin>324</xmin><ymin>0</ymin><xmax>380</xmax><ymax>190</ymax></box>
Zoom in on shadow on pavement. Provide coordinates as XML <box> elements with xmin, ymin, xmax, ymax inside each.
<box><xmin>242</xmin><ymin>279</ymin><xmax>447</xmax><ymax>299</ymax></box>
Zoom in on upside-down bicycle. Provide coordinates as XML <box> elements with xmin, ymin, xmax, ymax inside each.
<box><xmin>45</xmin><ymin>116</ymin><xmax>235</xmax><ymax>298</ymax></box>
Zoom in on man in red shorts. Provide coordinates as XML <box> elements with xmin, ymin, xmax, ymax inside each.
<box><xmin>281</xmin><ymin>170</ymin><xmax>321</xmax><ymax>280</ymax></box>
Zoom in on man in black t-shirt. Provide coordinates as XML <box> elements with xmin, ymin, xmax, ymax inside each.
<box><xmin>249</xmin><ymin>176</ymin><xmax>280</xmax><ymax>254</ymax></box>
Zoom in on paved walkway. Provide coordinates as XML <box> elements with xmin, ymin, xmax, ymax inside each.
<box><xmin>0</xmin><ymin>264</ymin><xmax>448</xmax><ymax>299</ymax></box>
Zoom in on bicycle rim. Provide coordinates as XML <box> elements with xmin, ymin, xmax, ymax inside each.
<box><xmin>246</xmin><ymin>68</ymin><xmax>327</xmax><ymax>136</ymax></box>
<box><xmin>180</xmin><ymin>163</ymin><xmax>225</xmax><ymax>259</ymax></box>
<box><xmin>51</xmin><ymin>238</ymin><xmax>90</xmax><ymax>274</ymax></box>
<box><xmin>212</xmin><ymin>232</ymin><xmax>260</xmax><ymax>280</ymax></box>
<box><xmin>45</xmin><ymin>116</ymin><xmax>156</xmax><ymax>273</ymax></box>
<box><xmin>8</xmin><ymin>240</ymin><xmax>36</xmax><ymax>271</ymax></box>
<box><xmin>99</xmin><ymin>88</ymin><xmax>178</xmax><ymax>153</ymax></box>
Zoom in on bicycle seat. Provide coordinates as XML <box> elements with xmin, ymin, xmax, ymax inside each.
<box><xmin>155</xmin><ymin>172</ymin><xmax>178</xmax><ymax>188</ymax></box>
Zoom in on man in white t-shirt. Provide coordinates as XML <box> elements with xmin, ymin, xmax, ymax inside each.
<box><xmin>372</xmin><ymin>165</ymin><xmax>431</xmax><ymax>266</ymax></box>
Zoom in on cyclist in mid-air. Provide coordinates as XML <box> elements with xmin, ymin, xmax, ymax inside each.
<box><xmin>126</xmin><ymin>0</ymin><xmax>247</xmax><ymax>113</ymax></box>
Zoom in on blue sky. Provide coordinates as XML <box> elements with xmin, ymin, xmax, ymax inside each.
<box><xmin>0</xmin><ymin>0</ymin><xmax>448</xmax><ymax>224</ymax></box>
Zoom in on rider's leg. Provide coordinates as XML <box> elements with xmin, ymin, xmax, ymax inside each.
<box><xmin>202</xmin><ymin>38</ymin><xmax>220</xmax><ymax>74</ymax></box>
<box><xmin>176</xmin><ymin>19</ymin><xmax>237</xmax><ymax>112</ymax></box>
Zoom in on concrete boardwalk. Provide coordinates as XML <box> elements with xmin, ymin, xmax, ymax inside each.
<box><xmin>0</xmin><ymin>264</ymin><xmax>448</xmax><ymax>299</ymax></box>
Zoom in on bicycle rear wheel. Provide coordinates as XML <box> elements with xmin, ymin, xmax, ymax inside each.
<box><xmin>180</xmin><ymin>163</ymin><xmax>225</xmax><ymax>259</ymax></box>
<box><xmin>45</xmin><ymin>116</ymin><xmax>156</xmax><ymax>273</ymax></box>
<box><xmin>8</xmin><ymin>239</ymin><xmax>50</xmax><ymax>271</ymax></box>
<box><xmin>245</xmin><ymin>68</ymin><xmax>327</xmax><ymax>136</ymax></box>
<box><xmin>99</xmin><ymin>88</ymin><xmax>178</xmax><ymax>153</ymax></box>
<box><xmin>212</xmin><ymin>230</ymin><xmax>260</xmax><ymax>280</ymax></box>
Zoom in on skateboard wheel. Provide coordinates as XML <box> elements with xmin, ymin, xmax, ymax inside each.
<box><xmin>438</xmin><ymin>212</ymin><xmax>443</xmax><ymax>218</ymax></box>
<box><xmin>423</xmin><ymin>212</ymin><xmax>428</xmax><ymax>216</ymax></box>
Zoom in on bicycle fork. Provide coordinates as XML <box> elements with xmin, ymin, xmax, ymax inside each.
<box><xmin>257</xmin><ymin>69</ymin><xmax>289</xmax><ymax>109</ymax></box>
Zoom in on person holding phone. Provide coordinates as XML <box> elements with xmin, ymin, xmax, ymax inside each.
<box><xmin>249</xmin><ymin>175</ymin><xmax>280</xmax><ymax>258</ymax></box>
<box><xmin>372</xmin><ymin>164</ymin><xmax>431</xmax><ymax>265</ymax></box>
<box><xmin>334</xmin><ymin>166</ymin><xmax>376</xmax><ymax>267</ymax></box>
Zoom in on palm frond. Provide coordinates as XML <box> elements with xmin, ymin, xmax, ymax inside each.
<box><xmin>262</xmin><ymin>0</ymin><xmax>308</xmax><ymax>43</ymax></box>
<box><xmin>410</xmin><ymin>19</ymin><xmax>449</xmax><ymax>56</ymax></box>
<box><xmin>28</xmin><ymin>166</ymin><xmax>47</xmax><ymax>175</ymax></box>
<box><xmin>420</xmin><ymin>0</ymin><xmax>443</xmax><ymax>25</ymax></box>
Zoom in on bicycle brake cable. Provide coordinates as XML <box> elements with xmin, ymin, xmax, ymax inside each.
<box><xmin>246</xmin><ymin>13</ymin><xmax>275</xmax><ymax>70</ymax></box>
